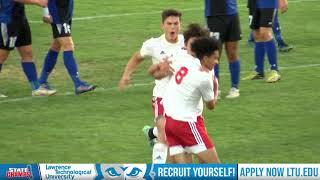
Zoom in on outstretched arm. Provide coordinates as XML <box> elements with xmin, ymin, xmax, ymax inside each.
<box><xmin>119</xmin><ymin>52</ymin><xmax>144</xmax><ymax>91</ymax></box>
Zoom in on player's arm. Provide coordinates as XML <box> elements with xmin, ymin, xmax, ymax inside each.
<box><xmin>118</xmin><ymin>51</ymin><xmax>144</xmax><ymax>91</ymax></box>
<box><xmin>42</xmin><ymin>7</ymin><xmax>52</xmax><ymax>23</ymax></box>
<box><xmin>148</xmin><ymin>59</ymin><xmax>173</xmax><ymax>80</ymax></box>
<box><xmin>14</xmin><ymin>0</ymin><xmax>47</xmax><ymax>7</ymax></box>
<box><xmin>278</xmin><ymin>0</ymin><xmax>288</xmax><ymax>13</ymax></box>
<box><xmin>200</xmin><ymin>77</ymin><xmax>216</xmax><ymax>110</ymax></box>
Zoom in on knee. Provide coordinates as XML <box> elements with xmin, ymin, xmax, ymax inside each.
<box><xmin>59</xmin><ymin>38</ymin><xmax>74</xmax><ymax>51</ymax></box>
<box><xmin>226</xmin><ymin>51</ymin><xmax>238</xmax><ymax>61</ymax></box>
<box><xmin>51</xmin><ymin>40</ymin><xmax>61</xmax><ymax>52</ymax></box>
<box><xmin>20</xmin><ymin>49</ymin><xmax>33</xmax><ymax>60</ymax></box>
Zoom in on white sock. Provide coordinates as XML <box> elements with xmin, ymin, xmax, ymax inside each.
<box><xmin>153</xmin><ymin>127</ymin><xmax>158</xmax><ymax>137</ymax></box>
<box><xmin>152</xmin><ymin>143</ymin><xmax>168</xmax><ymax>164</ymax></box>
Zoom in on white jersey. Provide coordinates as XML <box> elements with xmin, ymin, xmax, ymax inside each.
<box><xmin>163</xmin><ymin>53</ymin><xmax>215</xmax><ymax>122</ymax></box>
<box><xmin>140</xmin><ymin>34</ymin><xmax>185</xmax><ymax>98</ymax></box>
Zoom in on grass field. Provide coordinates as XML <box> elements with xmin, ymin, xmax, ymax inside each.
<box><xmin>0</xmin><ymin>0</ymin><xmax>320</xmax><ymax>163</ymax></box>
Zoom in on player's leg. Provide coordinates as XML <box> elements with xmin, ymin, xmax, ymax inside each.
<box><xmin>225</xmin><ymin>42</ymin><xmax>240</xmax><ymax>98</ymax></box>
<box><xmin>142</xmin><ymin>125</ymin><xmax>157</xmax><ymax>147</ymax></box>
<box><xmin>272</xmin><ymin>10</ymin><xmax>293</xmax><ymax>52</ymax></box>
<box><xmin>243</xmin><ymin>9</ymin><xmax>266</xmax><ymax>80</ymax></box>
<box><xmin>197</xmin><ymin>147</ymin><xmax>220</xmax><ymax>163</ymax></box>
<box><xmin>17</xmin><ymin>45</ymin><xmax>56</xmax><ymax>96</ymax></box>
<box><xmin>15</xmin><ymin>19</ymin><xmax>56</xmax><ymax>96</ymax></box>
<box><xmin>225</xmin><ymin>14</ymin><xmax>241</xmax><ymax>99</ymax></box>
<box><xmin>152</xmin><ymin>115</ymin><xmax>168</xmax><ymax>164</ymax></box>
<box><xmin>39</xmin><ymin>39</ymin><xmax>60</xmax><ymax>88</ymax></box>
<box><xmin>257</xmin><ymin>9</ymin><xmax>280</xmax><ymax>82</ymax></box>
<box><xmin>54</xmin><ymin>21</ymin><xmax>96</xmax><ymax>94</ymax></box>
<box><xmin>0</xmin><ymin>21</ymin><xmax>16</xmax><ymax>97</ymax></box>
<box><xmin>0</xmin><ymin>49</ymin><xmax>10</xmax><ymax>98</ymax></box>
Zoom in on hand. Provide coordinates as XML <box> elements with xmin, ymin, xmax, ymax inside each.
<box><xmin>159</xmin><ymin>59</ymin><xmax>173</xmax><ymax>76</ymax></box>
<box><xmin>118</xmin><ymin>76</ymin><xmax>130</xmax><ymax>91</ymax></box>
<box><xmin>42</xmin><ymin>15</ymin><xmax>52</xmax><ymax>24</ymax></box>
<box><xmin>278</xmin><ymin>0</ymin><xmax>288</xmax><ymax>13</ymax></box>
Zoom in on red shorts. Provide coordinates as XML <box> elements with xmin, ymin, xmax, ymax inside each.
<box><xmin>165</xmin><ymin>115</ymin><xmax>214</xmax><ymax>156</ymax></box>
<box><xmin>152</xmin><ymin>97</ymin><xmax>164</xmax><ymax>119</ymax></box>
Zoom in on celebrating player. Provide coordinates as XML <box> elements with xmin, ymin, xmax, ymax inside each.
<box><xmin>119</xmin><ymin>9</ymin><xmax>184</xmax><ymax>163</ymax></box>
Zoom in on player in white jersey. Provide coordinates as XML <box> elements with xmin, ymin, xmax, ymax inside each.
<box><xmin>118</xmin><ymin>9</ymin><xmax>184</xmax><ymax>163</ymax></box>
<box><xmin>147</xmin><ymin>23</ymin><xmax>219</xmax><ymax>163</ymax></box>
<box><xmin>163</xmin><ymin>37</ymin><xmax>220</xmax><ymax>163</ymax></box>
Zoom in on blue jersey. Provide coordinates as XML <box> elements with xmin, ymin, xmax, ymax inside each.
<box><xmin>205</xmin><ymin>0</ymin><xmax>238</xmax><ymax>16</ymax></box>
<box><xmin>48</xmin><ymin>0</ymin><xmax>73</xmax><ymax>24</ymax></box>
<box><xmin>257</xmin><ymin>0</ymin><xmax>277</xmax><ymax>8</ymax></box>
<box><xmin>0</xmin><ymin>0</ymin><xmax>25</xmax><ymax>23</ymax></box>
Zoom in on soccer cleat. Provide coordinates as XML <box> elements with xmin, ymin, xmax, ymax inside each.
<box><xmin>0</xmin><ymin>93</ymin><xmax>7</xmax><ymax>98</ymax></box>
<box><xmin>40</xmin><ymin>82</ymin><xmax>56</xmax><ymax>91</ymax></box>
<box><xmin>32</xmin><ymin>87</ymin><xmax>57</xmax><ymax>96</ymax></box>
<box><xmin>75</xmin><ymin>82</ymin><xmax>97</xmax><ymax>95</ymax></box>
<box><xmin>266</xmin><ymin>70</ymin><xmax>281</xmax><ymax>83</ymax></box>
<box><xmin>242</xmin><ymin>72</ymin><xmax>265</xmax><ymax>80</ymax></box>
<box><xmin>278</xmin><ymin>43</ymin><xmax>293</xmax><ymax>52</ymax></box>
<box><xmin>142</xmin><ymin>125</ymin><xmax>156</xmax><ymax>148</ymax></box>
<box><xmin>225</xmin><ymin>87</ymin><xmax>240</xmax><ymax>99</ymax></box>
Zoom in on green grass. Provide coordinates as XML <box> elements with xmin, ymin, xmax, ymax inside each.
<box><xmin>0</xmin><ymin>0</ymin><xmax>320</xmax><ymax>163</ymax></box>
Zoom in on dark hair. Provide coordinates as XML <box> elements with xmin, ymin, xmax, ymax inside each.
<box><xmin>183</xmin><ymin>23</ymin><xmax>210</xmax><ymax>45</ymax></box>
<box><xmin>161</xmin><ymin>9</ymin><xmax>182</xmax><ymax>23</ymax></box>
<box><xmin>191</xmin><ymin>37</ymin><xmax>219</xmax><ymax>61</ymax></box>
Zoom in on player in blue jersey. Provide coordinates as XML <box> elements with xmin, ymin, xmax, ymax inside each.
<box><xmin>247</xmin><ymin>6</ymin><xmax>293</xmax><ymax>52</ymax></box>
<box><xmin>39</xmin><ymin>0</ymin><xmax>96</xmax><ymax>95</ymax></box>
<box><xmin>204</xmin><ymin>0</ymin><xmax>241</xmax><ymax>99</ymax></box>
<box><xmin>0</xmin><ymin>0</ymin><xmax>57</xmax><ymax>97</ymax></box>
<box><xmin>243</xmin><ymin>0</ymin><xmax>288</xmax><ymax>82</ymax></box>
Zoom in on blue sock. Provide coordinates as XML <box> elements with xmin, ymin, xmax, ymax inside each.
<box><xmin>272</xmin><ymin>11</ymin><xmax>285</xmax><ymax>46</ymax></box>
<box><xmin>63</xmin><ymin>51</ymin><xmax>82</xmax><ymax>87</ymax></box>
<box><xmin>248</xmin><ymin>31</ymin><xmax>254</xmax><ymax>42</ymax></box>
<box><xmin>265</xmin><ymin>40</ymin><xmax>278</xmax><ymax>71</ymax></box>
<box><xmin>214</xmin><ymin>64</ymin><xmax>219</xmax><ymax>80</ymax></box>
<box><xmin>254</xmin><ymin>42</ymin><xmax>265</xmax><ymax>73</ymax></box>
<box><xmin>229</xmin><ymin>60</ymin><xmax>240</xmax><ymax>88</ymax></box>
<box><xmin>21</xmin><ymin>62</ymin><xmax>40</xmax><ymax>90</ymax></box>
<box><xmin>39</xmin><ymin>50</ymin><xmax>59</xmax><ymax>84</ymax></box>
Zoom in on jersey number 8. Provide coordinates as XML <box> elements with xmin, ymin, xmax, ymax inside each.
<box><xmin>175</xmin><ymin>67</ymin><xmax>188</xmax><ymax>85</ymax></box>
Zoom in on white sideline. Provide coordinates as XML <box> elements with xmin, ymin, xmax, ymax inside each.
<box><xmin>0</xmin><ymin>63</ymin><xmax>320</xmax><ymax>104</ymax></box>
<box><xmin>29</xmin><ymin>0</ymin><xmax>318</xmax><ymax>23</ymax></box>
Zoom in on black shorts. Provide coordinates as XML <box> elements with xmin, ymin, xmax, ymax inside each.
<box><xmin>206</xmin><ymin>14</ymin><xmax>242</xmax><ymax>43</ymax></box>
<box><xmin>51</xmin><ymin>20</ymin><xmax>72</xmax><ymax>39</ymax></box>
<box><xmin>250</xmin><ymin>8</ymin><xmax>277</xmax><ymax>29</ymax></box>
<box><xmin>0</xmin><ymin>18</ymin><xmax>32</xmax><ymax>50</ymax></box>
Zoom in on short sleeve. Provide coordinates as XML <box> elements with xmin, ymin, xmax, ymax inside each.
<box><xmin>140</xmin><ymin>38</ymin><xmax>154</xmax><ymax>58</ymax></box>
<box><xmin>199</xmin><ymin>76</ymin><xmax>214</xmax><ymax>102</ymax></box>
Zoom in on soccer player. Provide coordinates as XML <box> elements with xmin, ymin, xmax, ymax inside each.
<box><xmin>0</xmin><ymin>0</ymin><xmax>56</xmax><ymax>96</ymax></box>
<box><xmin>163</xmin><ymin>37</ymin><xmax>220</xmax><ymax>163</ymax></box>
<box><xmin>39</xmin><ymin>0</ymin><xmax>96</xmax><ymax>94</ymax></box>
<box><xmin>204</xmin><ymin>0</ymin><xmax>241</xmax><ymax>98</ymax></box>
<box><xmin>118</xmin><ymin>9</ymin><xmax>185</xmax><ymax>164</ymax></box>
<box><xmin>247</xmin><ymin>8</ymin><xmax>293</xmax><ymax>52</ymax></box>
<box><xmin>243</xmin><ymin>0</ymin><xmax>288</xmax><ymax>82</ymax></box>
<box><xmin>147</xmin><ymin>24</ymin><xmax>219</xmax><ymax>163</ymax></box>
